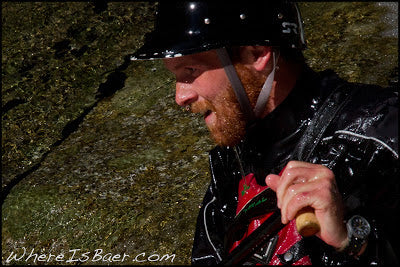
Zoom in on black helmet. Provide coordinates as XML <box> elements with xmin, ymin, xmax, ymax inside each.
<box><xmin>131</xmin><ymin>1</ymin><xmax>305</xmax><ymax>60</ymax></box>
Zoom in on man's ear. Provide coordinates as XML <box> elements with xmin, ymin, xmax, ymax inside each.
<box><xmin>251</xmin><ymin>46</ymin><xmax>272</xmax><ymax>71</ymax></box>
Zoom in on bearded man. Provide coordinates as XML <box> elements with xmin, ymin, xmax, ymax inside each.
<box><xmin>131</xmin><ymin>1</ymin><xmax>399</xmax><ymax>265</ymax></box>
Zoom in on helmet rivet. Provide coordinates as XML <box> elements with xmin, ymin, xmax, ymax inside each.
<box><xmin>278</xmin><ymin>13</ymin><xmax>283</xmax><ymax>19</ymax></box>
<box><xmin>240</xmin><ymin>14</ymin><xmax>246</xmax><ymax>20</ymax></box>
<box><xmin>204</xmin><ymin>18</ymin><xmax>210</xmax><ymax>24</ymax></box>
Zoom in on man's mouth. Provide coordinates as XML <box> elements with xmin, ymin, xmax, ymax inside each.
<box><xmin>190</xmin><ymin>103</ymin><xmax>213</xmax><ymax>121</ymax></box>
<box><xmin>203</xmin><ymin>110</ymin><xmax>212</xmax><ymax>119</ymax></box>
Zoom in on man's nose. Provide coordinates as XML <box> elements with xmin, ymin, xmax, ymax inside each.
<box><xmin>175</xmin><ymin>82</ymin><xmax>198</xmax><ymax>107</ymax></box>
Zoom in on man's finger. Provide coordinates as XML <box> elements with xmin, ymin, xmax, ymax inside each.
<box><xmin>265</xmin><ymin>174</ymin><xmax>280</xmax><ymax>192</ymax></box>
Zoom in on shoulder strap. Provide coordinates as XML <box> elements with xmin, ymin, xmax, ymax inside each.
<box><xmin>292</xmin><ymin>83</ymin><xmax>355</xmax><ymax>162</ymax></box>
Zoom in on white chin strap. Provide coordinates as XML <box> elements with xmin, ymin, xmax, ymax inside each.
<box><xmin>216</xmin><ymin>47</ymin><xmax>279</xmax><ymax>121</ymax></box>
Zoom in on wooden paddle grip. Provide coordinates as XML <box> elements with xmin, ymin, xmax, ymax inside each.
<box><xmin>295</xmin><ymin>207</ymin><xmax>320</xmax><ymax>237</ymax></box>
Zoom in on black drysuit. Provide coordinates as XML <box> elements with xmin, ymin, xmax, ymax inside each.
<box><xmin>191</xmin><ymin>66</ymin><xmax>399</xmax><ymax>265</ymax></box>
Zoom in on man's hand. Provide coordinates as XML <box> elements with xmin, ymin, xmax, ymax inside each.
<box><xmin>265</xmin><ymin>160</ymin><xmax>348</xmax><ymax>249</ymax></box>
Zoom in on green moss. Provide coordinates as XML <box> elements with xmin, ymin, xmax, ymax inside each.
<box><xmin>299</xmin><ymin>2</ymin><xmax>397</xmax><ymax>86</ymax></box>
<box><xmin>2</xmin><ymin>2</ymin><xmax>157</xmax><ymax>187</ymax></box>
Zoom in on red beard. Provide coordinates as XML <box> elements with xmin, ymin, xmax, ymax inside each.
<box><xmin>190</xmin><ymin>63</ymin><xmax>265</xmax><ymax>147</ymax></box>
<box><xmin>190</xmin><ymin>87</ymin><xmax>246</xmax><ymax>147</ymax></box>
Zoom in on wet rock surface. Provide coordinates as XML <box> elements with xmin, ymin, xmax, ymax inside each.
<box><xmin>2</xmin><ymin>2</ymin><xmax>398</xmax><ymax>265</ymax></box>
<box><xmin>2</xmin><ymin>2</ymin><xmax>157</xmax><ymax>189</ymax></box>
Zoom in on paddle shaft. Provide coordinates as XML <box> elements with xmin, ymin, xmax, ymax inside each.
<box><xmin>295</xmin><ymin>206</ymin><xmax>320</xmax><ymax>237</ymax></box>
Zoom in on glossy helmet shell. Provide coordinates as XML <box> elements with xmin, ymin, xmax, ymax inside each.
<box><xmin>131</xmin><ymin>1</ymin><xmax>305</xmax><ymax>60</ymax></box>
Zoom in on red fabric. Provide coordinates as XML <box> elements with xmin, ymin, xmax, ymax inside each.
<box><xmin>230</xmin><ymin>173</ymin><xmax>312</xmax><ymax>265</ymax></box>
<box><xmin>269</xmin><ymin>220</ymin><xmax>312</xmax><ymax>265</ymax></box>
<box><xmin>236</xmin><ymin>173</ymin><xmax>270</xmax><ymax>215</ymax></box>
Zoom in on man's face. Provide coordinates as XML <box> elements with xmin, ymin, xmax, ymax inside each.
<box><xmin>163</xmin><ymin>50</ymin><xmax>262</xmax><ymax>146</ymax></box>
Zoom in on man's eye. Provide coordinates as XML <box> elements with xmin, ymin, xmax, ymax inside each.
<box><xmin>185</xmin><ymin>67</ymin><xmax>197</xmax><ymax>75</ymax></box>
